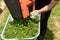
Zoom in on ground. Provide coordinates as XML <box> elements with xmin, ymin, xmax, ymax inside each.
<box><xmin>0</xmin><ymin>0</ymin><xmax>7</xmax><ymax>23</ymax></box>
<box><xmin>44</xmin><ymin>1</ymin><xmax>60</xmax><ymax>40</ymax></box>
<box><xmin>0</xmin><ymin>9</ymin><xmax>7</xmax><ymax>23</ymax></box>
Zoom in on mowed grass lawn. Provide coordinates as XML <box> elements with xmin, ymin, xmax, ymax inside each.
<box><xmin>44</xmin><ymin>1</ymin><xmax>60</xmax><ymax>40</ymax></box>
<box><xmin>0</xmin><ymin>0</ymin><xmax>2</xmax><ymax>5</ymax></box>
<box><xmin>0</xmin><ymin>1</ymin><xmax>60</xmax><ymax>40</ymax></box>
<box><xmin>0</xmin><ymin>0</ymin><xmax>2</xmax><ymax>4</ymax></box>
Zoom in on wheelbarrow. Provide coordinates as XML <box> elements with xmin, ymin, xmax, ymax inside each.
<box><xmin>1</xmin><ymin>14</ymin><xmax>40</xmax><ymax>40</ymax></box>
<box><xmin>0</xmin><ymin>0</ymin><xmax>40</xmax><ymax>40</ymax></box>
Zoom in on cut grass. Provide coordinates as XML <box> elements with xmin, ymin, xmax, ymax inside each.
<box><xmin>44</xmin><ymin>1</ymin><xmax>60</xmax><ymax>40</ymax></box>
<box><xmin>4</xmin><ymin>16</ymin><xmax>39</xmax><ymax>39</ymax></box>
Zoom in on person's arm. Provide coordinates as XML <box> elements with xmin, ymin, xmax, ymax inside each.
<box><xmin>39</xmin><ymin>0</ymin><xmax>59</xmax><ymax>13</ymax></box>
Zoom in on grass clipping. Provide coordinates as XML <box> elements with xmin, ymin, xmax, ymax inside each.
<box><xmin>4</xmin><ymin>16</ymin><xmax>39</xmax><ymax>39</ymax></box>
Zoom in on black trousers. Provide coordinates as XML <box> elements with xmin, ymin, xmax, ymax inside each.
<box><xmin>37</xmin><ymin>10</ymin><xmax>51</xmax><ymax>40</ymax></box>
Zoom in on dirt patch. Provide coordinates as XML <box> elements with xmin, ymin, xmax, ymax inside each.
<box><xmin>53</xmin><ymin>17</ymin><xmax>60</xmax><ymax>28</ymax></box>
<box><xmin>0</xmin><ymin>9</ymin><xmax>7</xmax><ymax>23</ymax></box>
<box><xmin>53</xmin><ymin>31</ymin><xmax>60</xmax><ymax>40</ymax></box>
<box><xmin>0</xmin><ymin>1</ymin><xmax>7</xmax><ymax>23</ymax></box>
<box><xmin>52</xmin><ymin>16</ymin><xmax>60</xmax><ymax>40</ymax></box>
<box><xmin>50</xmin><ymin>16</ymin><xmax>60</xmax><ymax>28</ymax></box>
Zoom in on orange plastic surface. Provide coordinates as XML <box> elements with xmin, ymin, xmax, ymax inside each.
<box><xmin>19</xmin><ymin>0</ymin><xmax>35</xmax><ymax>18</ymax></box>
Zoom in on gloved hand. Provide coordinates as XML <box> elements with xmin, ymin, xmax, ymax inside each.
<box><xmin>30</xmin><ymin>10</ymin><xmax>40</xmax><ymax>19</ymax></box>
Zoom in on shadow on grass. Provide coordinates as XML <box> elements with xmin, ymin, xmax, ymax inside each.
<box><xmin>44</xmin><ymin>28</ymin><xmax>54</xmax><ymax>40</ymax></box>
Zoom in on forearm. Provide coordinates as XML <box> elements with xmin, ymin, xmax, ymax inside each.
<box><xmin>39</xmin><ymin>0</ymin><xmax>59</xmax><ymax>13</ymax></box>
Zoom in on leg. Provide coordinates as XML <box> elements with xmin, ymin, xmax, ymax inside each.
<box><xmin>37</xmin><ymin>10</ymin><xmax>51</xmax><ymax>40</ymax></box>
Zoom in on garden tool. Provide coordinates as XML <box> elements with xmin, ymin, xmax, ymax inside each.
<box><xmin>4</xmin><ymin>0</ymin><xmax>35</xmax><ymax>20</ymax></box>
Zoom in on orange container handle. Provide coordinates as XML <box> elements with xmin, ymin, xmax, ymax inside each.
<box><xmin>19</xmin><ymin>0</ymin><xmax>35</xmax><ymax>18</ymax></box>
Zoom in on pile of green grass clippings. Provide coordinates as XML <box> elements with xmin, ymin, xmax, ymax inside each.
<box><xmin>4</xmin><ymin>16</ymin><xmax>39</xmax><ymax>39</ymax></box>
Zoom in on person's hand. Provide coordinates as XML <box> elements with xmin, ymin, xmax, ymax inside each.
<box><xmin>30</xmin><ymin>10</ymin><xmax>40</xmax><ymax>19</ymax></box>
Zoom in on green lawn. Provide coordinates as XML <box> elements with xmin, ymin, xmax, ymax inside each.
<box><xmin>0</xmin><ymin>1</ymin><xmax>60</xmax><ymax>40</ymax></box>
<box><xmin>44</xmin><ymin>1</ymin><xmax>60</xmax><ymax>40</ymax></box>
<box><xmin>0</xmin><ymin>10</ymin><xmax>9</xmax><ymax>34</ymax></box>
<box><xmin>0</xmin><ymin>0</ymin><xmax>2</xmax><ymax>6</ymax></box>
<box><xmin>0</xmin><ymin>0</ymin><xmax>2</xmax><ymax>3</ymax></box>
<box><xmin>0</xmin><ymin>0</ymin><xmax>2</xmax><ymax>2</ymax></box>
